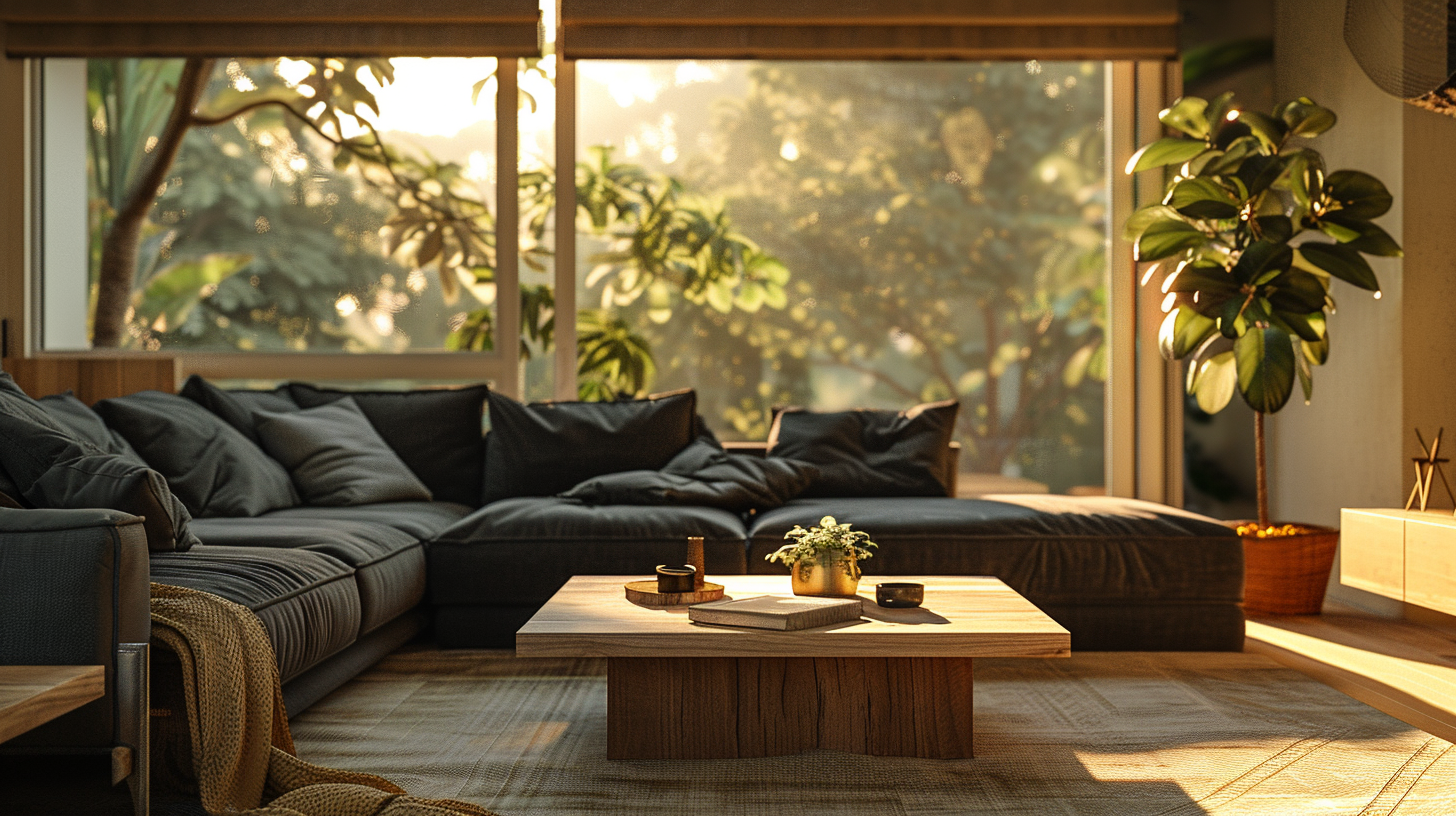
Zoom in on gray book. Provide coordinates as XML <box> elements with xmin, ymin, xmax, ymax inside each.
<box><xmin>688</xmin><ymin>595</ymin><xmax>863</xmax><ymax>631</ymax></box>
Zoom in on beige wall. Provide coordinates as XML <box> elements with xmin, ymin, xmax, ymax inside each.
<box><xmin>1272</xmin><ymin>0</ymin><xmax>1456</xmax><ymax>615</ymax></box>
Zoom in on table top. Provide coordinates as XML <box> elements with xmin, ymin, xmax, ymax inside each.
<box><xmin>0</xmin><ymin>665</ymin><xmax>106</xmax><ymax>744</ymax></box>
<box><xmin>516</xmin><ymin>575</ymin><xmax>1070</xmax><ymax>659</ymax></box>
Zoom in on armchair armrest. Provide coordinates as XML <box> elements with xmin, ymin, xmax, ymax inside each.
<box><xmin>0</xmin><ymin>507</ymin><xmax>150</xmax><ymax>749</ymax></box>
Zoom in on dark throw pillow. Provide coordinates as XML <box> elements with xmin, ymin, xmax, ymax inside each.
<box><xmin>254</xmin><ymin>397</ymin><xmax>433</xmax><ymax>506</ymax></box>
<box><xmin>38</xmin><ymin>392</ymin><xmax>145</xmax><ymax>463</ymax></box>
<box><xmin>95</xmin><ymin>390</ymin><xmax>298</xmax><ymax>518</ymax></box>
<box><xmin>0</xmin><ymin>375</ymin><xmax>199</xmax><ymax>551</ymax></box>
<box><xmin>288</xmin><ymin>383</ymin><xmax>486</xmax><ymax>506</ymax></box>
<box><xmin>560</xmin><ymin>437</ymin><xmax>819</xmax><ymax>512</ymax></box>
<box><xmin>768</xmin><ymin>400</ymin><xmax>960</xmax><ymax>498</ymax></box>
<box><xmin>484</xmin><ymin>389</ymin><xmax>698</xmax><ymax>503</ymax></box>
<box><xmin>179</xmin><ymin>374</ymin><xmax>299</xmax><ymax>444</ymax></box>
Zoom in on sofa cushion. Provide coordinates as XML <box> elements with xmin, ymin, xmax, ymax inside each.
<box><xmin>559</xmin><ymin>437</ymin><xmax>819</xmax><ymax>512</ymax></box>
<box><xmin>483</xmin><ymin>389</ymin><xmax>698</xmax><ymax>504</ymax></box>
<box><xmin>96</xmin><ymin>390</ymin><xmax>298</xmax><ymax>518</ymax></box>
<box><xmin>747</xmin><ymin>495</ymin><xmax>1243</xmax><ymax>605</ymax></box>
<box><xmin>263</xmin><ymin>501</ymin><xmax>473</xmax><ymax>540</ymax></box>
<box><xmin>37</xmin><ymin>393</ymin><xmax>144</xmax><ymax>463</ymax></box>
<box><xmin>0</xmin><ymin>376</ymin><xmax>198</xmax><ymax>552</ymax></box>
<box><xmin>188</xmin><ymin>516</ymin><xmax>424</xmax><ymax>635</ymax></box>
<box><xmin>288</xmin><ymin>383</ymin><xmax>486</xmax><ymax>507</ymax></box>
<box><xmin>150</xmin><ymin>545</ymin><xmax>360</xmax><ymax>682</ymax></box>
<box><xmin>179</xmin><ymin>375</ymin><xmax>298</xmax><ymax>444</ymax></box>
<box><xmin>430</xmin><ymin>497</ymin><xmax>748</xmax><ymax>606</ymax></box>
<box><xmin>254</xmin><ymin>397</ymin><xmax>433</xmax><ymax>506</ymax></box>
<box><xmin>767</xmin><ymin>400</ymin><xmax>958</xmax><ymax>498</ymax></box>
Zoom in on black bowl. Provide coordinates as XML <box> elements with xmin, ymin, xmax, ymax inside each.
<box><xmin>875</xmin><ymin>582</ymin><xmax>925</xmax><ymax>608</ymax></box>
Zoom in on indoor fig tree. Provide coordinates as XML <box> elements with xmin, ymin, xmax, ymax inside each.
<box><xmin>1124</xmin><ymin>93</ymin><xmax>1401</xmax><ymax>527</ymax></box>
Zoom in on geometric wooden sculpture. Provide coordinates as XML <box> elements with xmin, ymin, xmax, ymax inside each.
<box><xmin>1405</xmin><ymin>428</ymin><xmax>1456</xmax><ymax>513</ymax></box>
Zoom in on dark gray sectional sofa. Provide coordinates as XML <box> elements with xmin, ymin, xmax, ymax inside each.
<box><xmin>0</xmin><ymin>372</ymin><xmax>1244</xmax><ymax>765</ymax></box>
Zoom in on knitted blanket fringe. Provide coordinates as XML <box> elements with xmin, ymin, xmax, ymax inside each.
<box><xmin>150</xmin><ymin>582</ymin><xmax>496</xmax><ymax>816</ymax></box>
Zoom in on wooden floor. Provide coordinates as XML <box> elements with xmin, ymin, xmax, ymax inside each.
<box><xmin>1245</xmin><ymin>602</ymin><xmax>1456</xmax><ymax>743</ymax></box>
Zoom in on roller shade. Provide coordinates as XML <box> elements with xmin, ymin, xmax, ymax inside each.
<box><xmin>2</xmin><ymin>1</ymin><xmax>543</xmax><ymax>58</ymax></box>
<box><xmin>559</xmin><ymin>0</ymin><xmax>1179</xmax><ymax>61</ymax></box>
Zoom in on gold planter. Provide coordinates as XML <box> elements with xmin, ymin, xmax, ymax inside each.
<box><xmin>790</xmin><ymin>552</ymin><xmax>862</xmax><ymax>597</ymax></box>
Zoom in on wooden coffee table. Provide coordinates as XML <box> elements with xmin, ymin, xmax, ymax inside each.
<box><xmin>516</xmin><ymin>575</ymin><xmax>1069</xmax><ymax>759</ymax></box>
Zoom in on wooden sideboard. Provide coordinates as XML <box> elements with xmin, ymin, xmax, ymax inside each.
<box><xmin>1341</xmin><ymin>508</ymin><xmax>1456</xmax><ymax>616</ymax></box>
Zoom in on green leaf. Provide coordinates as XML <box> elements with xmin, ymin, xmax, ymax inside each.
<box><xmin>1270</xmin><ymin>309</ymin><xmax>1326</xmax><ymax>342</ymax></box>
<box><xmin>1298</xmin><ymin>242</ymin><xmax>1381</xmax><ymax>291</ymax></box>
<box><xmin>1235</xmin><ymin>326</ymin><xmax>1296</xmax><ymax>413</ymax></box>
<box><xmin>1295</xmin><ymin>345</ymin><xmax>1313</xmax><ymax>403</ymax></box>
<box><xmin>1123</xmin><ymin>203</ymin><xmax>1183</xmax><ymax>241</ymax></box>
<box><xmin>1160</xmin><ymin>97</ymin><xmax>1211</xmax><ymax>139</ymax></box>
<box><xmin>1135</xmin><ymin>219</ymin><xmax>1206</xmax><ymax>262</ymax></box>
<box><xmin>131</xmin><ymin>253</ymin><xmax>252</xmax><ymax>333</ymax></box>
<box><xmin>1325</xmin><ymin>170</ymin><xmax>1393</xmax><ymax>219</ymax></box>
<box><xmin>1235</xmin><ymin>153</ymin><xmax>1284</xmax><ymax>198</ymax></box>
<box><xmin>1187</xmin><ymin>350</ymin><xmax>1237</xmax><ymax>413</ymax></box>
<box><xmin>1236</xmin><ymin>110</ymin><xmax>1288</xmax><ymax>150</ymax></box>
<box><xmin>1255</xmin><ymin>215</ymin><xmax>1293</xmax><ymax>244</ymax></box>
<box><xmin>1231</xmin><ymin>240</ymin><xmax>1293</xmax><ymax>284</ymax></box>
<box><xmin>1303</xmin><ymin>331</ymin><xmax>1330</xmax><ymax>365</ymax></box>
<box><xmin>1183</xmin><ymin>41</ymin><xmax>1273</xmax><ymax>86</ymax></box>
<box><xmin>1167</xmin><ymin>178</ymin><xmax>1241</xmax><ymax>219</ymax></box>
<box><xmin>1279</xmin><ymin>97</ymin><xmax>1337</xmax><ymax>137</ymax></box>
<box><xmin>1159</xmin><ymin>307</ymin><xmax>1218</xmax><ymax>359</ymax></box>
<box><xmin>1322</xmin><ymin>214</ymin><xmax>1403</xmax><ymax>257</ymax></box>
<box><xmin>1125</xmin><ymin>137</ymin><xmax>1209</xmax><ymax>174</ymax></box>
<box><xmin>1265</xmin><ymin>268</ymin><xmax>1329</xmax><ymax>313</ymax></box>
<box><xmin>1198</xmin><ymin>136</ymin><xmax>1260</xmax><ymax>177</ymax></box>
<box><xmin>1219</xmin><ymin>293</ymin><xmax>1248</xmax><ymax>338</ymax></box>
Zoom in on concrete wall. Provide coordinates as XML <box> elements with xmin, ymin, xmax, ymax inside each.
<box><xmin>1271</xmin><ymin>0</ymin><xmax>1408</xmax><ymax>613</ymax></box>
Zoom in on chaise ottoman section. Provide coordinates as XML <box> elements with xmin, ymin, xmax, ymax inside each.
<box><xmin>747</xmin><ymin>495</ymin><xmax>1244</xmax><ymax>651</ymax></box>
<box><xmin>189</xmin><ymin>517</ymin><xmax>425</xmax><ymax>637</ymax></box>
<box><xmin>428</xmin><ymin>497</ymin><xmax>750</xmax><ymax>647</ymax></box>
<box><xmin>149</xmin><ymin>545</ymin><xmax>361</xmax><ymax>683</ymax></box>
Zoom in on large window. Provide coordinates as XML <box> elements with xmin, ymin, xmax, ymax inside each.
<box><xmin>575</xmin><ymin>61</ymin><xmax>1109</xmax><ymax>492</ymax></box>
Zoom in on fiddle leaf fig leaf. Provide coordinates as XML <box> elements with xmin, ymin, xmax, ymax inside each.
<box><xmin>1325</xmin><ymin>170</ymin><xmax>1393</xmax><ymax>219</ymax></box>
<box><xmin>1255</xmin><ymin>215</ymin><xmax>1293</xmax><ymax>244</ymax></box>
<box><xmin>1265</xmin><ymin>267</ymin><xmax>1329</xmax><ymax>313</ymax></box>
<box><xmin>1237</xmin><ymin>110</ymin><xmax>1288</xmax><ymax>150</ymax></box>
<box><xmin>1160</xmin><ymin>97</ymin><xmax>1211</xmax><ymax>139</ymax></box>
<box><xmin>1322</xmin><ymin>214</ymin><xmax>1403</xmax><ymax>257</ymax></box>
<box><xmin>1279</xmin><ymin>97</ymin><xmax>1337</xmax><ymax>137</ymax></box>
<box><xmin>1235</xmin><ymin>326</ymin><xmax>1296</xmax><ymax>413</ymax></box>
<box><xmin>1231</xmin><ymin>240</ymin><xmax>1293</xmax><ymax>284</ymax></box>
<box><xmin>1125</xmin><ymin>137</ymin><xmax>1208</xmax><ymax>174</ymax></box>
<box><xmin>1298</xmin><ymin>242</ymin><xmax>1381</xmax><ymax>291</ymax></box>
<box><xmin>1159</xmin><ymin>306</ymin><xmax>1219</xmax><ymax>360</ymax></box>
<box><xmin>1123</xmin><ymin>203</ymin><xmax>1184</xmax><ymax>241</ymax></box>
<box><xmin>1168</xmin><ymin>178</ymin><xmax>1241</xmax><ymax>220</ymax></box>
<box><xmin>1187</xmin><ymin>350</ymin><xmax>1238</xmax><ymax>414</ymax></box>
<box><xmin>1135</xmin><ymin>219</ymin><xmax>1205</xmax><ymax>262</ymax></box>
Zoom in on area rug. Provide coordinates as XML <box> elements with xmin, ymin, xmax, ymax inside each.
<box><xmin>287</xmin><ymin>650</ymin><xmax>1455</xmax><ymax>816</ymax></box>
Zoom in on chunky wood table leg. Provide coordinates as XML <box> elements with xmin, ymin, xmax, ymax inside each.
<box><xmin>606</xmin><ymin>656</ymin><xmax>974</xmax><ymax>760</ymax></box>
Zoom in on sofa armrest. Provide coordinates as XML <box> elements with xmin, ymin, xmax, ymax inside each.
<box><xmin>0</xmin><ymin>507</ymin><xmax>150</xmax><ymax>749</ymax></box>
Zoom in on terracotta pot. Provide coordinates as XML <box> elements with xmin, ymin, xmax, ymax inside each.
<box><xmin>1230</xmin><ymin>521</ymin><xmax>1340</xmax><ymax>615</ymax></box>
<box><xmin>790</xmin><ymin>551</ymin><xmax>862</xmax><ymax>598</ymax></box>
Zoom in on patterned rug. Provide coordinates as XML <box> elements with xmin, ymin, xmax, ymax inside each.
<box><xmin>287</xmin><ymin>649</ymin><xmax>1455</xmax><ymax>816</ymax></box>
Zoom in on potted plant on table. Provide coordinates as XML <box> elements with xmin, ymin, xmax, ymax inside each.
<box><xmin>1125</xmin><ymin>93</ymin><xmax>1401</xmax><ymax>615</ymax></box>
<box><xmin>766</xmin><ymin>516</ymin><xmax>878</xmax><ymax>598</ymax></box>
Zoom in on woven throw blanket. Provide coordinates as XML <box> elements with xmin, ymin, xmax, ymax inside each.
<box><xmin>150</xmin><ymin>582</ymin><xmax>495</xmax><ymax>816</ymax></box>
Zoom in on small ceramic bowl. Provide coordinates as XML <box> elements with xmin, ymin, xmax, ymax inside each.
<box><xmin>656</xmin><ymin>565</ymin><xmax>696</xmax><ymax>593</ymax></box>
<box><xmin>875</xmin><ymin>582</ymin><xmax>925</xmax><ymax>608</ymax></box>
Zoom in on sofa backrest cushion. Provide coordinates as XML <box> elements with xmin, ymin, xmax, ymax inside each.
<box><xmin>179</xmin><ymin>374</ymin><xmax>298</xmax><ymax>444</ymax></box>
<box><xmin>559</xmin><ymin>436</ymin><xmax>819</xmax><ymax>512</ymax></box>
<box><xmin>483</xmin><ymin>388</ymin><xmax>698</xmax><ymax>504</ymax></box>
<box><xmin>287</xmin><ymin>383</ymin><xmax>486</xmax><ymax>507</ymax></box>
<box><xmin>767</xmin><ymin>399</ymin><xmax>960</xmax><ymax>498</ymax></box>
<box><xmin>0</xmin><ymin>375</ymin><xmax>199</xmax><ymax>551</ymax></box>
<box><xmin>254</xmin><ymin>397</ymin><xmax>433</xmax><ymax>506</ymax></box>
<box><xmin>95</xmin><ymin>390</ymin><xmax>299</xmax><ymax>518</ymax></box>
<box><xmin>38</xmin><ymin>392</ymin><xmax>146</xmax><ymax>463</ymax></box>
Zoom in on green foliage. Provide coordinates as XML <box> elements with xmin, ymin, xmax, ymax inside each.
<box><xmin>1125</xmin><ymin>93</ymin><xmax>1399</xmax><ymax>416</ymax></box>
<box><xmin>765</xmin><ymin>516</ymin><xmax>877</xmax><ymax>567</ymax></box>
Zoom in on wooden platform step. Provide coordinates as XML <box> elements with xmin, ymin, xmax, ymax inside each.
<box><xmin>1245</xmin><ymin>603</ymin><xmax>1456</xmax><ymax>744</ymax></box>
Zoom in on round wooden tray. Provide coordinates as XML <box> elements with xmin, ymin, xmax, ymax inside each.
<box><xmin>624</xmin><ymin>580</ymin><xmax>725</xmax><ymax>607</ymax></box>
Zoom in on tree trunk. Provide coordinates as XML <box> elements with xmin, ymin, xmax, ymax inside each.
<box><xmin>1254</xmin><ymin>410</ymin><xmax>1269</xmax><ymax>528</ymax></box>
<box><xmin>92</xmin><ymin>58</ymin><xmax>214</xmax><ymax>348</ymax></box>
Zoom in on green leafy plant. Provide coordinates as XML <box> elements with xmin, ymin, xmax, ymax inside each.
<box><xmin>1124</xmin><ymin>93</ymin><xmax>1401</xmax><ymax>526</ymax></box>
<box><xmin>765</xmin><ymin>516</ymin><xmax>877</xmax><ymax>567</ymax></box>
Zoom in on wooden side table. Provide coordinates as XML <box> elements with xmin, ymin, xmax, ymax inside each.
<box><xmin>0</xmin><ymin>665</ymin><xmax>105</xmax><ymax>744</ymax></box>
